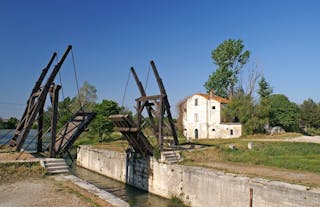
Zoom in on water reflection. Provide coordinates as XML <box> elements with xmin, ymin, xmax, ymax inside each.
<box><xmin>72</xmin><ymin>165</ymin><xmax>170</xmax><ymax>207</ymax></box>
<box><xmin>0</xmin><ymin>129</ymin><xmax>50</xmax><ymax>151</ymax></box>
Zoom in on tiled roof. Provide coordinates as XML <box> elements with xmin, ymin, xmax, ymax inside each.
<box><xmin>195</xmin><ymin>93</ymin><xmax>229</xmax><ymax>103</ymax></box>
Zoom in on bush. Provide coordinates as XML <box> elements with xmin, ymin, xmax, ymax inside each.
<box><xmin>169</xmin><ymin>196</ymin><xmax>189</xmax><ymax>207</ymax></box>
<box><xmin>152</xmin><ymin>145</ymin><xmax>161</xmax><ymax>160</ymax></box>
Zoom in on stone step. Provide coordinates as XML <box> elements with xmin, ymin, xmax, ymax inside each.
<box><xmin>164</xmin><ymin>157</ymin><xmax>179</xmax><ymax>161</ymax></box>
<box><xmin>41</xmin><ymin>158</ymin><xmax>70</xmax><ymax>175</ymax></box>
<box><xmin>44</xmin><ymin>159</ymin><xmax>66</xmax><ymax>163</ymax></box>
<box><xmin>161</xmin><ymin>151</ymin><xmax>183</xmax><ymax>164</ymax></box>
<box><xmin>47</xmin><ymin>169</ymin><xmax>70</xmax><ymax>174</ymax></box>
<box><xmin>44</xmin><ymin>162</ymin><xmax>67</xmax><ymax>167</ymax></box>
<box><xmin>163</xmin><ymin>154</ymin><xmax>179</xmax><ymax>158</ymax></box>
<box><xmin>46</xmin><ymin>166</ymin><xmax>69</xmax><ymax>171</ymax></box>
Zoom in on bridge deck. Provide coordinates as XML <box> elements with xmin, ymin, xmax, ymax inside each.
<box><xmin>109</xmin><ymin>114</ymin><xmax>153</xmax><ymax>156</ymax></box>
<box><xmin>54</xmin><ymin>111</ymin><xmax>95</xmax><ymax>155</ymax></box>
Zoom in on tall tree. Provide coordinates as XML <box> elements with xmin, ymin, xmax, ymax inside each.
<box><xmin>205</xmin><ymin>39</ymin><xmax>250</xmax><ymax>98</ymax></box>
<box><xmin>204</xmin><ymin>67</ymin><xmax>232</xmax><ymax>98</ymax></box>
<box><xmin>73</xmin><ymin>81</ymin><xmax>98</xmax><ymax>112</ymax></box>
<box><xmin>258</xmin><ymin>76</ymin><xmax>273</xmax><ymax>98</ymax></box>
<box><xmin>256</xmin><ymin>76</ymin><xmax>273</xmax><ymax>130</ymax></box>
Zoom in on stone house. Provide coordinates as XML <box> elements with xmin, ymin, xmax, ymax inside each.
<box><xmin>181</xmin><ymin>91</ymin><xmax>242</xmax><ymax>139</ymax></box>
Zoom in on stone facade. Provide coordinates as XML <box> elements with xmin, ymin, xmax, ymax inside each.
<box><xmin>181</xmin><ymin>92</ymin><xmax>242</xmax><ymax>139</ymax></box>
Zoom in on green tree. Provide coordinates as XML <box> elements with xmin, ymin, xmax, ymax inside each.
<box><xmin>0</xmin><ymin>117</ymin><xmax>18</xmax><ymax>129</ymax></box>
<box><xmin>6</xmin><ymin>117</ymin><xmax>18</xmax><ymax>129</ymax></box>
<box><xmin>222</xmin><ymin>92</ymin><xmax>265</xmax><ymax>134</ymax></box>
<box><xmin>73</xmin><ymin>81</ymin><xmax>98</xmax><ymax>112</ymax></box>
<box><xmin>90</xmin><ymin>99</ymin><xmax>122</xmax><ymax>141</ymax></box>
<box><xmin>204</xmin><ymin>68</ymin><xmax>232</xmax><ymax>98</ymax></box>
<box><xmin>268</xmin><ymin>94</ymin><xmax>300</xmax><ymax>131</ymax></box>
<box><xmin>256</xmin><ymin>76</ymin><xmax>273</xmax><ymax>130</ymax></box>
<box><xmin>205</xmin><ymin>39</ymin><xmax>250</xmax><ymax>98</ymax></box>
<box><xmin>258</xmin><ymin>76</ymin><xmax>273</xmax><ymax>98</ymax></box>
<box><xmin>44</xmin><ymin>97</ymin><xmax>74</xmax><ymax>129</ymax></box>
<box><xmin>0</xmin><ymin>118</ymin><xmax>4</xmax><ymax>129</ymax></box>
<box><xmin>300</xmin><ymin>98</ymin><xmax>320</xmax><ymax>129</ymax></box>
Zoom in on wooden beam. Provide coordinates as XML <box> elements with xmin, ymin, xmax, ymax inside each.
<box><xmin>50</xmin><ymin>84</ymin><xmax>61</xmax><ymax>158</ymax></box>
<box><xmin>115</xmin><ymin>127</ymin><xmax>138</xmax><ymax>132</ymax></box>
<box><xmin>136</xmin><ymin>95</ymin><xmax>163</xmax><ymax>102</ymax></box>
<box><xmin>150</xmin><ymin>61</ymin><xmax>179</xmax><ymax>145</ymax></box>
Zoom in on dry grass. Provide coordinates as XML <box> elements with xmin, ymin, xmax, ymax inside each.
<box><xmin>92</xmin><ymin>140</ymin><xmax>128</xmax><ymax>152</ymax></box>
<box><xmin>0</xmin><ymin>162</ymin><xmax>45</xmax><ymax>183</ymax></box>
<box><xmin>56</xmin><ymin>180</ymin><xmax>115</xmax><ymax>207</ymax></box>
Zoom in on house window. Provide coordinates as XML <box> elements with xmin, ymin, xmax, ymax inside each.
<box><xmin>195</xmin><ymin>98</ymin><xmax>198</xmax><ymax>106</ymax></box>
<box><xmin>194</xmin><ymin>113</ymin><xmax>198</xmax><ymax>122</ymax></box>
<box><xmin>212</xmin><ymin>106</ymin><xmax>216</xmax><ymax>110</ymax></box>
<box><xmin>230</xmin><ymin>129</ymin><xmax>233</xmax><ymax>135</ymax></box>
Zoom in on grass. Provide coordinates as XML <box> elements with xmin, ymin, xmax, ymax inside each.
<box><xmin>168</xmin><ymin>196</ymin><xmax>189</xmax><ymax>207</ymax></box>
<box><xmin>74</xmin><ymin>132</ymin><xmax>129</xmax><ymax>152</ymax></box>
<box><xmin>0</xmin><ymin>162</ymin><xmax>46</xmax><ymax>183</ymax></box>
<box><xmin>182</xmin><ymin>139</ymin><xmax>320</xmax><ymax>173</ymax></box>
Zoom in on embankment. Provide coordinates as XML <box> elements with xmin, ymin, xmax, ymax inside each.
<box><xmin>77</xmin><ymin>145</ymin><xmax>320</xmax><ymax>207</ymax></box>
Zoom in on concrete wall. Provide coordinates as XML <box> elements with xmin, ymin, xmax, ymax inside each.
<box><xmin>77</xmin><ymin>145</ymin><xmax>320</xmax><ymax>207</ymax></box>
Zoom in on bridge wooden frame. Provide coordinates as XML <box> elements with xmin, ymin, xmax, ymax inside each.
<box><xmin>110</xmin><ymin>61</ymin><xmax>178</xmax><ymax>156</ymax></box>
<box><xmin>10</xmin><ymin>45</ymin><xmax>95</xmax><ymax>158</ymax></box>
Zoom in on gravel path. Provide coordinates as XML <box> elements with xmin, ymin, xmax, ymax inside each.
<box><xmin>289</xmin><ymin>136</ymin><xmax>320</xmax><ymax>144</ymax></box>
<box><xmin>251</xmin><ymin>135</ymin><xmax>320</xmax><ymax>144</ymax></box>
<box><xmin>0</xmin><ymin>178</ymin><xmax>113</xmax><ymax>207</ymax></box>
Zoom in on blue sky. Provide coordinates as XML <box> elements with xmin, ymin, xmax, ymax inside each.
<box><xmin>1</xmin><ymin>0</ymin><xmax>320</xmax><ymax>118</ymax></box>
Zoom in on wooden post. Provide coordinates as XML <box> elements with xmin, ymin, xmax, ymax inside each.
<box><xmin>158</xmin><ymin>97</ymin><xmax>164</xmax><ymax>151</ymax></box>
<box><xmin>49</xmin><ymin>84</ymin><xmax>61</xmax><ymax>158</ymax></box>
<box><xmin>130</xmin><ymin>67</ymin><xmax>157</xmax><ymax>136</ymax></box>
<box><xmin>37</xmin><ymin>104</ymin><xmax>44</xmax><ymax>152</ymax></box>
<box><xmin>150</xmin><ymin>61</ymin><xmax>179</xmax><ymax>145</ymax></box>
<box><xmin>249</xmin><ymin>188</ymin><xmax>253</xmax><ymax>207</ymax></box>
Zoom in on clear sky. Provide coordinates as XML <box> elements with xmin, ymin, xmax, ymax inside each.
<box><xmin>1</xmin><ymin>0</ymin><xmax>320</xmax><ymax>118</ymax></box>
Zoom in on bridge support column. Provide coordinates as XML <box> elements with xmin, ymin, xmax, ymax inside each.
<box><xmin>50</xmin><ymin>84</ymin><xmax>61</xmax><ymax>158</ymax></box>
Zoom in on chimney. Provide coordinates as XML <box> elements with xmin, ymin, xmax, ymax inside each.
<box><xmin>209</xmin><ymin>90</ymin><xmax>215</xmax><ymax>98</ymax></box>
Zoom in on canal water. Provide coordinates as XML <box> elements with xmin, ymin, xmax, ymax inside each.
<box><xmin>0</xmin><ymin>129</ymin><xmax>50</xmax><ymax>151</ymax></box>
<box><xmin>72</xmin><ymin>165</ymin><xmax>171</xmax><ymax>207</ymax></box>
<box><xmin>0</xmin><ymin>129</ymin><xmax>171</xmax><ymax>207</ymax></box>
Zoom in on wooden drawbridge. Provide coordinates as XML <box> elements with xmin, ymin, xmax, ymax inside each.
<box><xmin>54</xmin><ymin>111</ymin><xmax>95</xmax><ymax>156</ymax></box>
<box><xmin>110</xmin><ymin>61</ymin><xmax>179</xmax><ymax>157</ymax></box>
<box><xmin>110</xmin><ymin>114</ymin><xmax>153</xmax><ymax>157</ymax></box>
<box><xmin>9</xmin><ymin>45</ymin><xmax>95</xmax><ymax>158</ymax></box>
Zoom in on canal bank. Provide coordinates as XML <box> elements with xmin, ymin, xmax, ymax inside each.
<box><xmin>77</xmin><ymin>145</ymin><xmax>320</xmax><ymax>207</ymax></box>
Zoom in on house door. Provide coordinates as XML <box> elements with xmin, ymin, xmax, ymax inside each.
<box><xmin>195</xmin><ymin>129</ymin><xmax>199</xmax><ymax>139</ymax></box>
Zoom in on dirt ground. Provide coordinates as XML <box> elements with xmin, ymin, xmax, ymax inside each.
<box><xmin>0</xmin><ymin>152</ymin><xmax>35</xmax><ymax>161</ymax></box>
<box><xmin>0</xmin><ymin>177</ymin><xmax>114</xmax><ymax>207</ymax></box>
<box><xmin>254</xmin><ymin>135</ymin><xmax>320</xmax><ymax>144</ymax></box>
